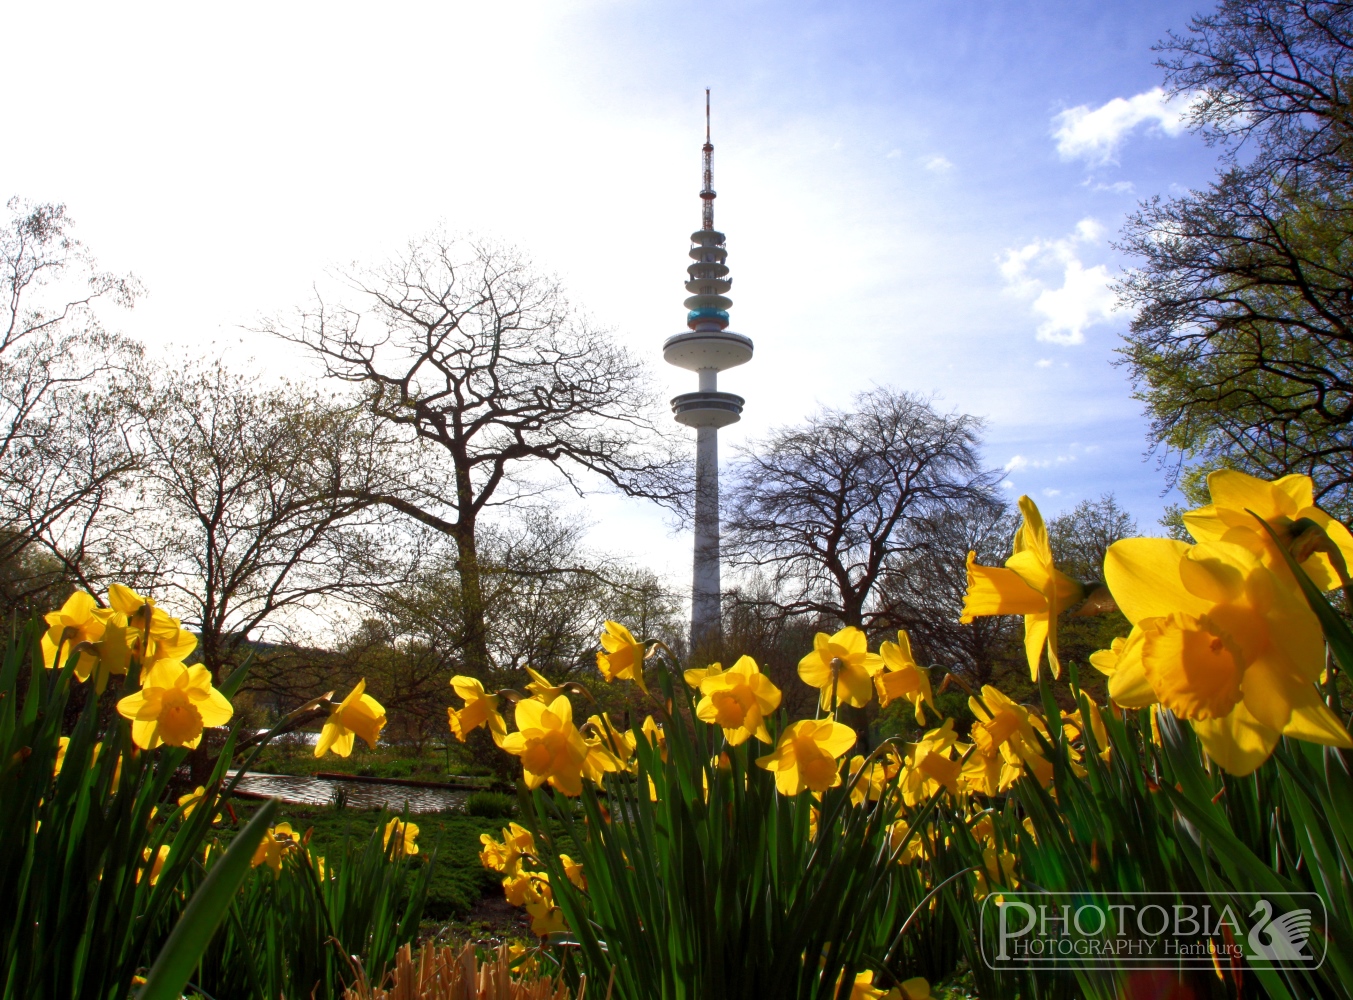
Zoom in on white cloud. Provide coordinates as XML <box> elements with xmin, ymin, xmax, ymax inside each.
<box><xmin>1004</xmin><ymin>451</ymin><xmax>1078</xmax><ymax>474</ymax></box>
<box><xmin>1035</xmin><ymin>358</ymin><xmax>1053</xmax><ymax>368</ymax></box>
<box><xmin>999</xmin><ymin>218</ymin><xmax>1117</xmax><ymax>345</ymax></box>
<box><xmin>1053</xmin><ymin>86</ymin><xmax>1195</xmax><ymax>165</ymax></box>
<box><xmin>886</xmin><ymin>148</ymin><xmax>903</xmax><ymax>159</ymax></box>
<box><xmin>923</xmin><ymin>154</ymin><xmax>953</xmax><ymax>173</ymax></box>
<box><xmin>1042</xmin><ymin>488</ymin><xmax>1062</xmax><ymax>497</ymax></box>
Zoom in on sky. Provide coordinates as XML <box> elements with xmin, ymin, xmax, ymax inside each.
<box><xmin>1</xmin><ymin>0</ymin><xmax>1225</xmax><ymax>592</ymax></box>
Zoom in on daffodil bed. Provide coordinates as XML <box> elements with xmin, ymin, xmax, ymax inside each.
<box><xmin>448</xmin><ymin>470</ymin><xmax>1353</xmax><ymax>1000</ymax></box>
<box><xmin>9</xmin><ymin>469</ymin><xmax>1353</xmax><ymax>1000</ymax></box>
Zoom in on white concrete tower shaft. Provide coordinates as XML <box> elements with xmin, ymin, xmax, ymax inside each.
<box><xmin>663</xmin><ymin>91</ymin><xmax>753</xmax><ymax>652</ymax></box>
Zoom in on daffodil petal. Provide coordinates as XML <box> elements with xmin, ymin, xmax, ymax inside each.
<box><xmin>1104</xmin><ymin>538</ymin><xmax>1213</xmax><ymax>623</ymax></box>
<box><xmin>1192</xmin><ymin>703</ymin><xmax>1279</xmax><ymax>776</ymax></box>
<box><xmin>1283</xmin><ymin>693</ymin><xmax>1353</xmax><ymax>748</ymax></box>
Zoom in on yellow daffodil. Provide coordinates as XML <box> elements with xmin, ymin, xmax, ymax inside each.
<box><xmin>755</xmin><ymin>717</ymin><xmax>856</xmax><ymax>795</ymax></box>
<box><xmin>447</xmin><ymin>675</ymin><xmax>507</xmax><ymax>745</ymax></box>
<box><xmin>502</xmin><ymin>821</ymin><xmax>534</xmax><ymax>857</ymax></box>
<box><xmin>54</xmin><ymin>736</ymin><xmax>70</xmax><ymax>776</ymax></box>
<box><xmin>582</xmin><ymin>734</ymin><xmax>627</xmax><ymax>779</ymax></box>
<box><xmin>845</xmin><ymin>971</ymin><xmax>890</xmax><ymax>1000</ymax></box>
<box><xmin>642</xmin><ymin>715</ymin><xmax>667</xmax><ymax>761</ymax></box>
<box><xmin>500</xmin><ymin>694</ymin><xmax>603</xmax><ymax>796</ymax></box>
<box><xmin>93</xmin><ymin>612</ymin><xmax>133</xmax><ymax>692</ymax></box>
<box><xmin>383</xmin><ymin>817</ymin><xmax>419</xmax><ymax>856</ymax></box>
<box><xmin>960</xmin><ymin>496</ymin><xmax>1084</xmax><ymax>680</ymax></box>
<box><xmin>525</xmin><ymin>666</ymin><xmax>567</xmax><ymax>701</ymax></box>
<box><xmin>889</xmin><ymin>819</ymin><xmax>935</xmax><ymax>866</ymax></box>
<box><xmin>901</xmin><ymin>720</ymin><xmax>963</xmax><ymax>806</ymax></box>
<box><xmin>959</xmin><ymin>749</ymin><xmax>1005</xmax><ymax>797</ymax></box>
<box><xmin>40</xmin><ymin>590</ymin><xmax>106</xmax><ymax>677</ymax></box>
<box><xmin>579</xmin><ymin>725</ymin><xmax>625</xmax><ymax>779</ymax></box>
<box><xmin>560</xmin><ymin>853</ymin><xmax>586</xmax><ymax>890</ymax></box>
<box><xmin>798</xmin><ymin>626</ymin><xmax>883</xmax><ymax>710</ymax></box>
<box><xmin>683</xmin><ymin>662</ymin><xmax>723</xmax><ymax>689</ymax></box>
<box><xmin>847</xmin><ymin>750</ymin><xmax>902</xmax><ymax>806</ymax></box>
<box><xmin>107</xmin><ymin>584</ymin><xmax>182</xmax><ymax>641</ymax></box>
<box><xmin>967</xmin><ymin>686</ymin><xmax>1053</xmax><ymax>790</ymax></box>
<box><xmin>139</xmin><ymin>845</ymin><xmax>170</xmax><ymax>886</ymax></box>
<box><xmin>315</xmin><ymin>679</ymin><xmax>386</xmax><ymax>758</ymax></box>
<box><xmin>251</xmin><ymin>822</ymin><xmax>297</xmax><ymax>876</ymax></box>
<box><xmin>479</xmin><ymin>833</ymin><xmax>519</xmax><ymax>874</ymax></box>
<box><xmin>696</xmin><ymin>655</ymin><xmax>781</xmax><ymax>745</ymax></box>
<box><xmin>596</xmin><ymin>620</ymin><xmax>648</xmax><ymax>691</ymax></box>
<box><xmin>876</xmin><ymin>630</ymin><xmax>935</xmax><ymax>723</ymax></box>
<box><xmin>177</xmin><ymin>785</ymin><xmax>221</xmax><ymax>822</ymax></box>
<box><xmin>1104</xmin><ymin>536</ymin><xmax>1352</xmax><ymax>774</ymax></box>
<box><xmin>1088</xmin><ymin>629</ymin><xmax>1155</xmax><ymax>709</ymax></box>
<box><xmin>522</xmin><ymin>877</ymin><xmax>567</xmax><ymax>937</ymax></box>
<box><xmin>1182</xmin><ymin>470</ymin><xmax>1353</xmax><ymax>592</ymax></box>
<box><xmin>116</xmin><ymin>660</ymin><xmax>234</xmax><ymax>750</ymax></box>
<box><xmin>1061</xmin><ymin>702</ymin><xmax>1111</xmax><ymax>762</ymax></box>
<box><xmin>585</xmin><ymin>713</ymin><xmax>636</xmax><ymax>766</ymax></box>
<box><xmin>968</xmin><ymin>686</ymin><xmax>1037</xmax><ymax>760</ymax></box>
<box><xmin>140</xmin><ymin>628</ymin><xmax>198</xmax><ymax>672</ymax></box>
<box><xmin>899</xmin><ymin>978</ymin><xmax>932</xmax><ymax>1000</ymax></box>
<box><xmin>1020</xmin><ymin>816</ymin><xmax>1039</xmax><ymax>845</ymax></box>
<box><xmin>973</xmin><ymin>846</ymin><xmax>1018</xmax><ymax>899</ymax></box>
<box><xmin>502</xmin><ymin>870</ymin><xmax>534</xmax><ymax>906</ymax></box>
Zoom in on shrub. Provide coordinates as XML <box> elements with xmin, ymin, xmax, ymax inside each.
<box><xmin>465</xmin><ymin>790</ymin><xmax>517</xmax><ymax>819</ymax></box>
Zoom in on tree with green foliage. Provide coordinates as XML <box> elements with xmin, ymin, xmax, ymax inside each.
<box><xmin>1118</xmin><ymin>0</ymin><xmax>1353</xmax><ymax>518</ymax></box>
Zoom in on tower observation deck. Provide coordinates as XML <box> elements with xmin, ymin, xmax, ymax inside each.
<box><xmin>663</xmin><ymin>91</ymin><xmax>753</xmax><ymax>651</ymax></box>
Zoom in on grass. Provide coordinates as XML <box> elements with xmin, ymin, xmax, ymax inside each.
<box><xmin>228</xmin><ymin>799</ymin><xmax>510</xmax><ymax>925</ymax></box>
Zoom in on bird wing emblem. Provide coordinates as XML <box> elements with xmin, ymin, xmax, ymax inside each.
<box><xmin>1267</xmin><ymin>908</ymin><xmax>1313</xmax><ymax>956</ymax></box>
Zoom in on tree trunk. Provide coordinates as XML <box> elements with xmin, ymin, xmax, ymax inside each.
<box><xmin>454</xmin><ymin>524</ymin><xmax>492</xmax><ymax>680</ymax></box>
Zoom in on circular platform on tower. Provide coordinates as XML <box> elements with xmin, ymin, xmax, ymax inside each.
<box><xmin>671</xmin><ymin>390</ymin><xmax>745</xmax><ymax>428</ymax></box>
<box><xmin>663</xmin><ymin>330</ymin><xmax>754</xmax><ymax>372</ymax></box>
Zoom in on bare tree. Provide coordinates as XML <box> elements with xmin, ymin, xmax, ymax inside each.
<box><xmin>724</xmin><ymin>388</ymin><xmax>999</xmax><ymax>630</ymax></box>
<box><xmin>0</xmin><ymin>198</ymin><xmax>143</xmax><ymax>604</ymax></box>
<box><xmin>124</xmin><ymin>360</ymin><xmax>403</xmax><ymax>680</ymax></box>
<box><xmin>269</xmin><ymin>236</ymin><xmax>681</xmax><ymax>677</ymax></box>
<box><xmin>876</xmin><ymin>499</ymin><xmax>1022</xmax><ymax>687</ymax></box>
<box><xmin>1046</xmin><ymin>493</ymin><xmax>1138</xmax><ymax>584</ymax></box>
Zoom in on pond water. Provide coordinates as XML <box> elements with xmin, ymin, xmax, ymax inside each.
<box><xmin>226</xmin><ymin>771</ymin><xmax>468</xmax><ymax>814</ymax></box>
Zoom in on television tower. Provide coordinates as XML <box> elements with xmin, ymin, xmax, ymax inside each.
<box><xmin>663</xmin><ymin>91</ymin><xmax>753</xmax><ymax>652</ymax></box>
